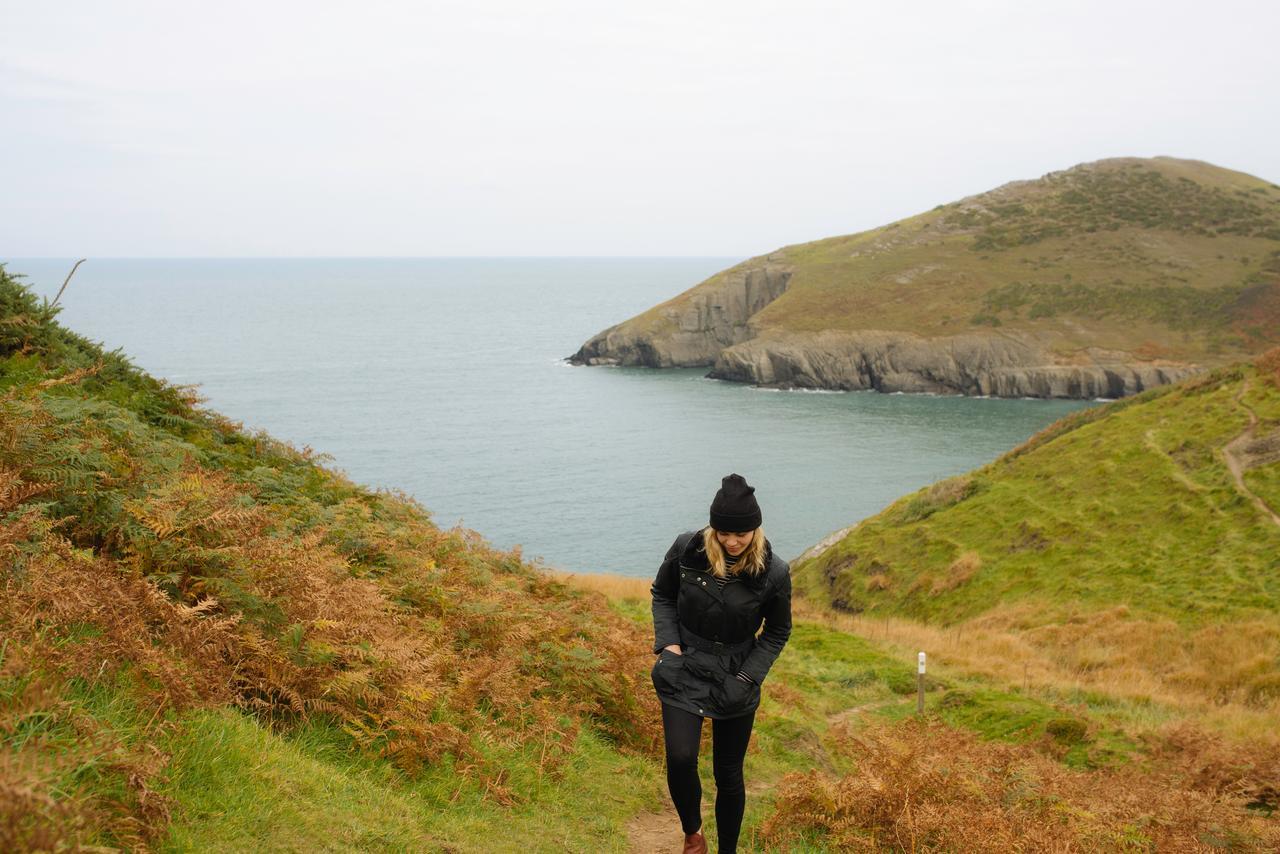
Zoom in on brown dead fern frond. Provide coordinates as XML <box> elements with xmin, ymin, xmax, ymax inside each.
<box><xmin>757</xmin><ymin>717</ymin><xmax>1280</xmax><ymax>852</ymax></box>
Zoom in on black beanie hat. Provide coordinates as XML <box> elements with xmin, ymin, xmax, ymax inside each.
<box><xmin>709</xmin><ymin>473</ymin><xmax>762</xmax><ymax>533</ymax></box>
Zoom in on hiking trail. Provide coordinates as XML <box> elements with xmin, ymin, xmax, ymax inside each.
<box><xmin>1223</xmin><ymin>379</ymin><xmax>1280</xmax><ymax>527</ymax></box>
<box><xmin>624</xmin><ymin>701</ymin><xmax>885</xmax><ymax>852</ymax></box>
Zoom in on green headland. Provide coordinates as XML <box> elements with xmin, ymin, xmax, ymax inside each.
<box><xmin>573</xmin><ymin>157</ymin><xmax>1280</xmax><ymax>399</ymax></box>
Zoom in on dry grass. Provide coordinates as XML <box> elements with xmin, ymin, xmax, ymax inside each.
<box><xmin>553</xmin><ymin>572</ymin><xmax>651</xmax><ymax>602</ymax></box>
<box><xmin>930</xmin><ymin>551</ymin><xmax>981</xmax><ymax>594</ymax></box>
<box><xmin>0</xmin><ymin>384</ymin><xmax>662</xmax><ymax>848</ymax></box>
<box><xmin>759</xmin><ymin>717</ymin><xmax>1280</xmax><ymax>852</ymax></box>
<box><xmin>792</xmin><ymin>598</ymin><xmax>1280</xmax><ymax>745</ymax></box>
<box><xmin>562</xmin><ymin>567</ymin><xmax>1280</xmax><ymax>743</ymax></box>
<box><xmin>0</xmin><ymin>537</ymin><xmax>178</xmax><ymax>848</ymax></box>
<box><xmin>0</xmin><ymin>669</ymin><xmax>163</xmax><ymax>852</ymax></box>
<box><xmin>865</xmin><ymin>573</ymin><xmax>891</xmax><ymax>592</ymax></box>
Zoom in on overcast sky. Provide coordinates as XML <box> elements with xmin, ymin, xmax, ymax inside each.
<box><xmin>2</xmin><ymin>0</ymin><xmax>1277</xmax><ymax>257</ymax></box>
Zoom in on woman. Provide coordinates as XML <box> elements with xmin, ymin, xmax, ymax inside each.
<box><xmin>650</xmin><ymin>473</ymin><xmax>792</xmax><ymax>854</ymax></box>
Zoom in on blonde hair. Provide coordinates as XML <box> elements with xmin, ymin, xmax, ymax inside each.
<box><xmin>702</xmin><ymin>525</ymin><xmax>767</xmax><ymax>579</ymax></box>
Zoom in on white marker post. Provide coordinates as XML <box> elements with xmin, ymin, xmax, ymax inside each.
<box><xmin>917</xmin><ymin>651</ymin><xmax>926</xmax><ymax>715</ymax></box>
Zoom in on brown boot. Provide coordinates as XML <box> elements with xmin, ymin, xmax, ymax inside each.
<box><xmin>682</xmin><ymin>829</ymin><xmax>707</xmax><ymax>854</ymax></box>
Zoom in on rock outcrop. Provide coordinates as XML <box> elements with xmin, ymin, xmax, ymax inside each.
<box><xmin>569</xmin><ymin>262</ymin><xmax>792</xmax><ymax>367</ymax></box>
<box><xmin>708</xmin><ymin>331</ymin><xmax>1202</xmax><ymax>399</ymax></box>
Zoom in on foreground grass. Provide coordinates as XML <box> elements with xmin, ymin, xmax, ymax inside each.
<box><xmin>150</xmin><ymin>575</ymin><xmax>1142</xmax><ymax>852</ymax></box>
<box><xmin>569</xmin><ymin>572</ymin><xmax>1280</xmax><ymax>851</ymax></box>
<box><xmin>160</xmin><ymin>710</ymin><xmax>662</xmax><ymax>853</ymax></box>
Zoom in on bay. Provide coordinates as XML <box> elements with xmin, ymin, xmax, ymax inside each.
<box><xmin>11</xmin><ymin>257</ymin><xmax>1091</xmax><ymax>576</ymax></box>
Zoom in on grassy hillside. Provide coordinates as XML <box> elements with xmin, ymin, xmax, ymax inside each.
<box><xmin>583</xmin><ymin>576</ymin><xmax>1280</xmax><ymax>852</ymax></box>
<box><xmin>794</xmin><ymin>350</ymin><xmax>1280</xmax><ymax>733</ymax></box>
<box><xmin>0</xmin><ymin>264</ymin><xmax>663</xmax><ymax>850</ymax></box>
<box><xmin>621</xmin><ymin>157</ymin><xmax>1280</xmax><ymax>363</ymax></box>
<box><xmin>5</xmin><ymin>259</ymin><xmax>1278</xmax><ymax>852</ymax></box>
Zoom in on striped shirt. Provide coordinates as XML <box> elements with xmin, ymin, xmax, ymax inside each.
<box><xmin>713</xmin><ymin>552</ymin><xmax>741</xmax><ymax>589</ymax></box>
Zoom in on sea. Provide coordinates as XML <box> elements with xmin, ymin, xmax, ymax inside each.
<box><xmin>10</xmin><ymin>257</ymin><xmax>1092</xmax><ymax>576</ymax></box>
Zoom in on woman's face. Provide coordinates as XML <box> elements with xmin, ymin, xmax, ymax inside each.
<box><xmin>715</xmin><ymin>528</ymin><xmax>754</xmax><ymax>556</ymax></box>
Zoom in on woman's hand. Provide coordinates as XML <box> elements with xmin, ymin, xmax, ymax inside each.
<box><xmin>663</xmin><ymin>644</ymin><xmax>683</xmax><ymax>655</ymax></box>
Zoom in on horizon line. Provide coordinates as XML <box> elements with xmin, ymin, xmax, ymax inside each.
<box><xmin>4</xmin><ymin>254</ymin><xmax>750</xmax><ymax>261</ymax></box>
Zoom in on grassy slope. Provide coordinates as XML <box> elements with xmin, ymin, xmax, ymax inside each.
<box><xmin>624</xmin><ymin>157</ymin><xmax>1280</xmax><ymax>363</ymax></box>
<box><xmin>0</xmin><ymin>264</ymin><xmax>665</xmax><ymax>851</ymax></box>
<box><xmin>794</xmin><ymin>360</ymin><xmax>1280</xmax><ymax>623</ymax></box>
<box><xmin>792</xmin><ymin>355</ymin><xmax>1280</xmax><ymax>739</ymax></box>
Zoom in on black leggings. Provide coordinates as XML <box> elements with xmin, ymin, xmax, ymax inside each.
<box><xmin>661</xmin><ymin>702</ymin><xmax>756</xmax><ymax>853</ymax></box>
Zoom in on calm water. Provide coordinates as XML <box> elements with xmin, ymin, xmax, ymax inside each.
<box><xmin>12</xmin><ymin>258</ymin><xmax>1091</xmax><ymax>575</ymax></box>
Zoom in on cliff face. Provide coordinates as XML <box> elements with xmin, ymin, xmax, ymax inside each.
<box><xmin>709</xmin><ymin>331</ymin><xmax>1201</xmax><ymax>398</ymax></box>
<box><xmin>570</xmin><ymin>261</ymin><xmax>792</xmax><ymax>367</ymax></box>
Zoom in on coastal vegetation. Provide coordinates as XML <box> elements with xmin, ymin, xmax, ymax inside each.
<box><xmin>4</xmin><ymin>259</ymin><xmax>1279</xmax><ymax>851</ymax></box>
<box><xmin>0</xmin><ymin>264</ymin><xmax>662</xmax><ymax>850</ymax></box>
<box><xmin>777</xmin><ymin>349</ymin><xmax>1280</xmax><ymax>848</ymax></box>
<box><xmin>794</xmin><ymin>355</ymin><xmax>1280</xmax><ymax>634</ymax></box>
<box><xmin>764</xmin><ymin>159</ymin><xmax>1280</xmax><ymax>349</ymax></box>
<box><xmin>580</xmin><ymin>576</ymin><xmax>1280</xmax><ymax>851</ymax></box>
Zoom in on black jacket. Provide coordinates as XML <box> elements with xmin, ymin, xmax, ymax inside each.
<box><xmin>650</xmin><ymin>529</ymin><xmax>792</xmax><ymax>719</ymax></box>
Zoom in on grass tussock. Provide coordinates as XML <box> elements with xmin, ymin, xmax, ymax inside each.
<box><xmin>0</xmin><ymin>669</ymin><xmax>169</xmax><ymax>852</ymax></box>
<box><xmin>930</xmin><ymin>551</ymin><xmax>981</xmax><ymax>594</ymax></box>
<box><xmin>759</xmin><ymin>717</ymin><xmax>1280</xmax><ymax>852</ymax></box>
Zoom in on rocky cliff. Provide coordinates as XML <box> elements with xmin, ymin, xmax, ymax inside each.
<box><xmin>709</xmin><ymin>331</ymin><xmax>1201</xmax><ymax>398</ymax></box>
<box><xmin>570</xmin><ymin>260</ymin><xmax>792</xmax><ymax>367</ymax></box>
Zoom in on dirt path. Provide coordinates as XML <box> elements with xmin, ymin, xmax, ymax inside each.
<box><xmin>625</xmin><ymin>702</ymin><xmax>884</xmax><ymax>852</ymax></box>
<box><xmin>1222</xmin><ymin>379</ymin><xmax>1280</xmax><ymax>527</ymax></box>
<box><xmin>625</xmin><ymin>800</ymin><xmax>683</xmax><ymax>854</ymax></box>
<box><xmin>825</xmin><ymin>701</ymin><xmax>882</xmax><ymax>727</ymax></box>
<box><xmin>624</xmin><ymin>777</ymin><xmax>774</xmax><ymax>853</ymax></box>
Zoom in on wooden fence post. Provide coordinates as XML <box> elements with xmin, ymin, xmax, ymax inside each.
<box><xmin>917</xmin><ymin>651</ymin><xmax>926</xmax><ymax>715</ymax></box>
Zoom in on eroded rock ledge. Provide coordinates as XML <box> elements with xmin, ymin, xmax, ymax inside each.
<box><xmin>708</xmin><ymin>331</ymin><xmax>1202</xmax><ymax>399</ymax></box>
<box><xmin>569</xmin><ymin>263</ymin><xmax>792</xmax><ymax>367</ymax></box>
<box><xmin>568</xmin><ymin>261</ymin><xmax>1203</xmax><ymax>399</ymax></box>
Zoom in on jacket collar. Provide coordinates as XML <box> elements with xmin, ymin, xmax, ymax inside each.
<box><xmin>681</xmin><ymin>527</ymin><xmax>773</xmax><ymax>587</ymax></box>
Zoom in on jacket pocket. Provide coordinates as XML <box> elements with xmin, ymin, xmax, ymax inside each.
<box><xmin>651</xmin><ymin>650</ymin><xmax>686</xmax><ymax>699</ymax></box>
<box><xmin>712</xmin><ymin>673</ymin><xmax>760</xmax><ymax>716</ymax></box>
